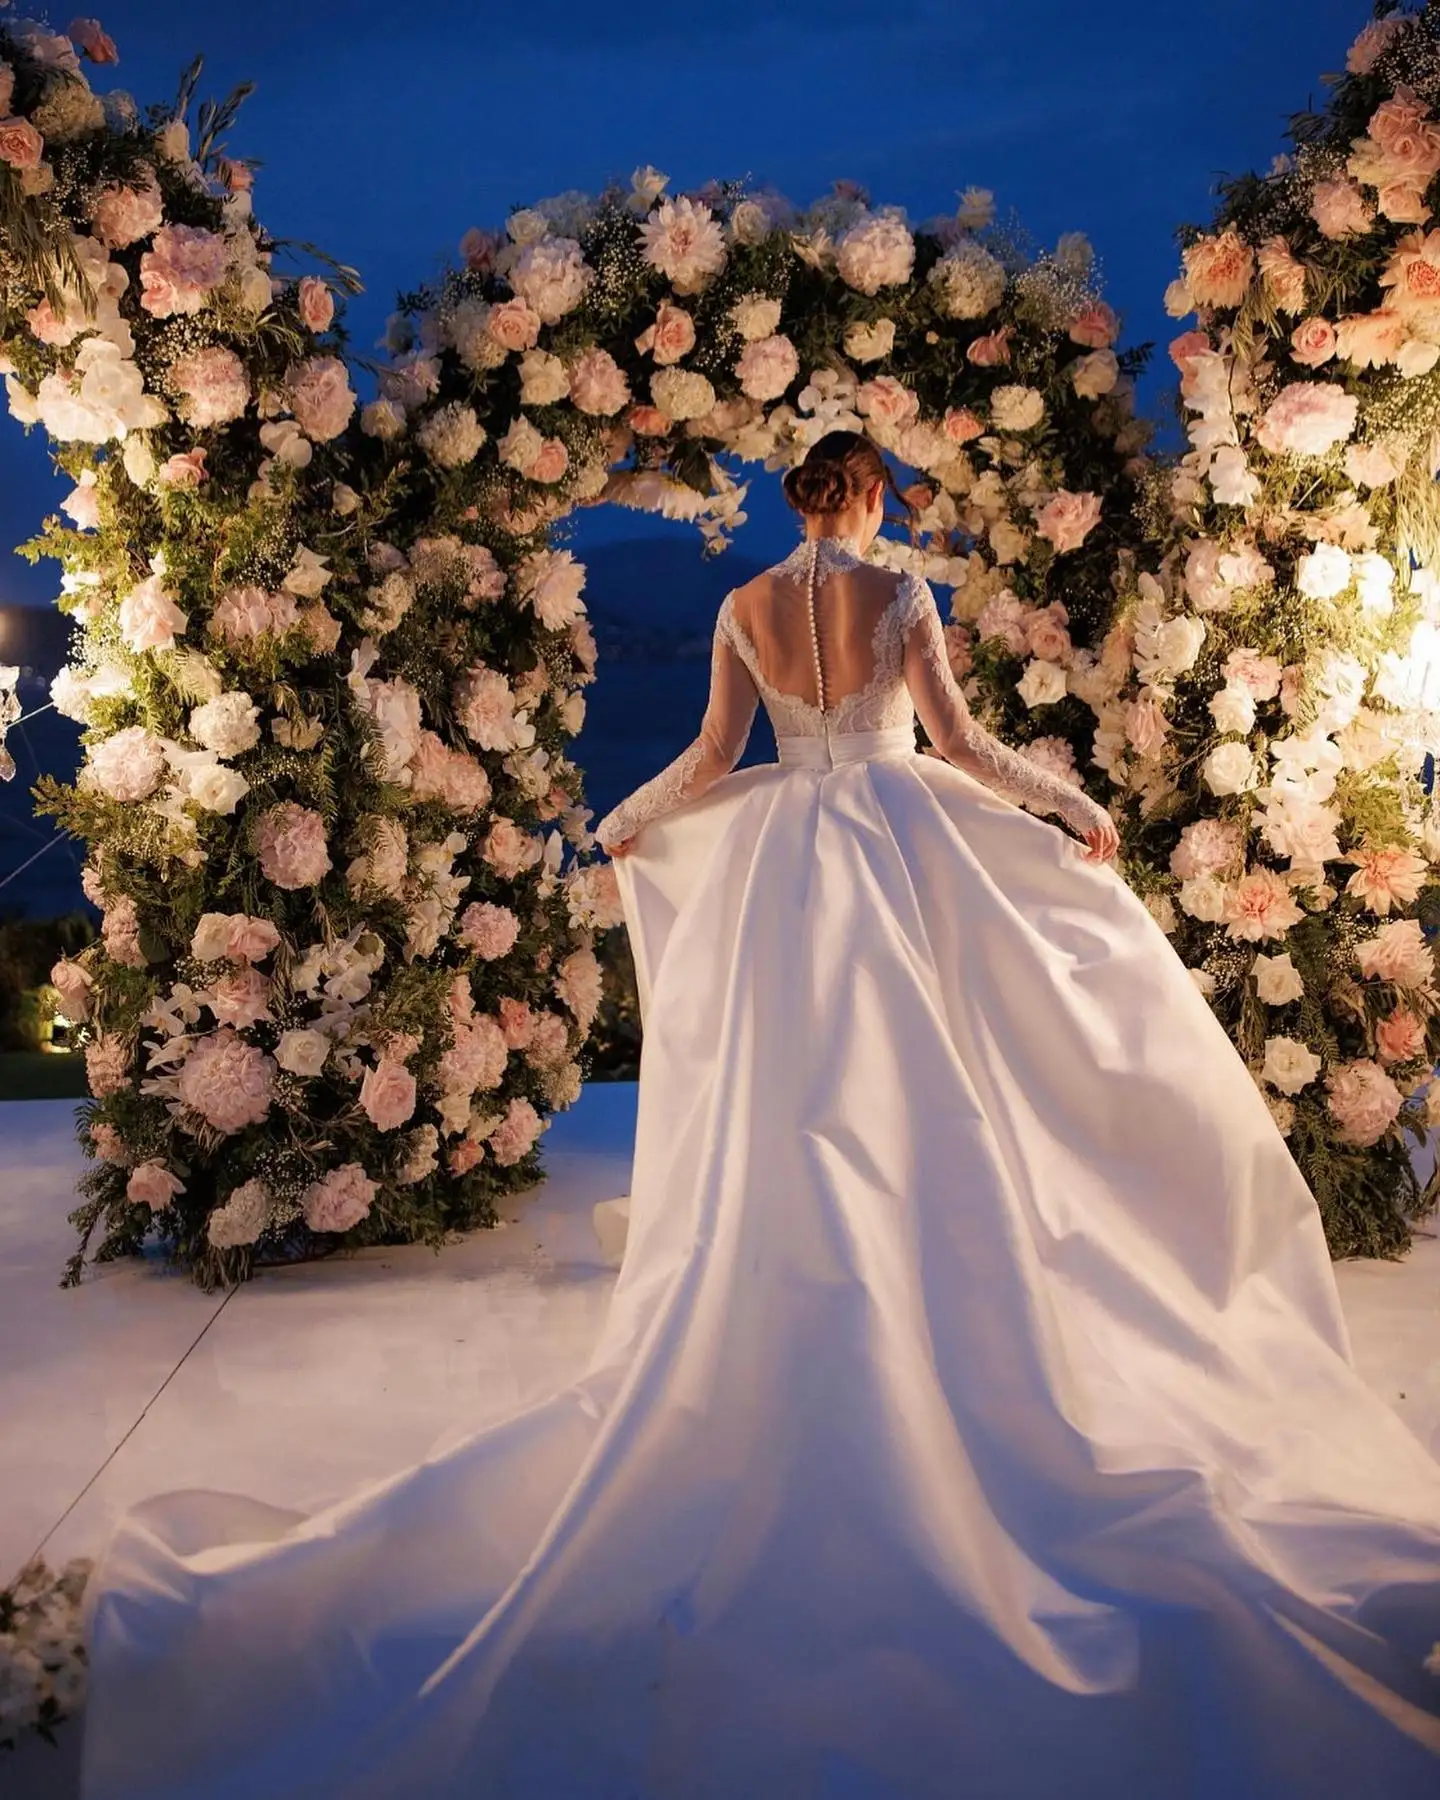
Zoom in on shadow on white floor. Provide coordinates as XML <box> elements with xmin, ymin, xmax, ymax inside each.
<box><xmin>2</xmin><ymin>1082</ymin><xmax>1437</xmax><ymax>1795</ymax></box>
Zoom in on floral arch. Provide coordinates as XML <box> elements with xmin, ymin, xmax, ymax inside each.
<box><xmin>0</xmin><ymin>15</ymin><xmax>1146</xmax><ymax>1285</ymax></box>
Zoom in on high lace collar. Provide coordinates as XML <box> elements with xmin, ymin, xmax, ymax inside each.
<box><xmin>772</xmin><ymin>536</ymin><xmax>866</xmax><ymax>584</ymax></box>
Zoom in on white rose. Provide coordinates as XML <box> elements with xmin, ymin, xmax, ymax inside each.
<box><xmin>182</xmin><ymin>757</ymin><xmax>249</xmax><ymax>814</ymax></box>
<box><xmin>990</xmin><ymin>385</ymin><xmax>1046</xmax><ymax>432</ymax></box>
<box><xmin>1204</xmin><ymin>741</ymin><xmax>1256</xmax><ymax>796</ymax></box>
<box><xmin>1253</xmin><ymin>952</ymin><xmax>1305</xmax><ymax>1005</ymax></box>
<box><xmin>1209</xmin><ymin>684</ymin><xmax>1257</xmax><ymax>736</ymax></box>
<box><xmin>1296</xmin><ymin>543</ymin><xmax>1352</xmax><ymax>600</ymax></box>
<box><xmin>844</xmin><ymin>317</ymin><xmax>896</xmax><ymax>363</ymax></box>
<box><xmin>1262</xmin><ymin>1035</ymin><xmax>1323</xmax><ymax>1095</ymax></box>
<box><xmin>276</xmin><ymin>1028</ymin><xmax>330</xmax><ymax>1077</ymax></box>
<box><xmin>1071</xmin><ymin>349</ymin><xmax>1119</xmax><ymax>400</ymax></box>
<box><xmin>1179</xmin><ymin>875</ymin><xmax>1231</xmax><ymax>923</ymax></box>
<box><xmin>1016</xmin><ymin>659</ymin><xmax>1068</xmax><ymax>708</ymax></box>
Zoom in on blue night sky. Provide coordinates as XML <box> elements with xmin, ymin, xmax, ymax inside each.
<box><xmin>0</xmin><ymin>0</ymin><xmax>1374</xmax><ymax>604</ymax></box>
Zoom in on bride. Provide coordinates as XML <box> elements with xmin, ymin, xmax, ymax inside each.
<box><xmin>83</xmin><ymin>433</ymin><xmax>1440</xmax><ymax>1799</ymax></box>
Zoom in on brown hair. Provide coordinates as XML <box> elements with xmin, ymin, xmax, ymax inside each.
<box><xmin>781</xmin><ymin>429</ymin><xmax>913</xmax><ymax>521</ymax></box>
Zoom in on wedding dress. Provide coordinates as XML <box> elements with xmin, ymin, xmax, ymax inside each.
<box><xmin>82</xmin><ymin>538</ymin><xmax>1440</xmax><ymax>1800</ymax></box>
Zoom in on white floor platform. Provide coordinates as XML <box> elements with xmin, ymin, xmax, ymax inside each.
<box><xmin>3</xmin><ymin>1086</ymin><xmax>1438</xmax><ymax>1793</ymax></box>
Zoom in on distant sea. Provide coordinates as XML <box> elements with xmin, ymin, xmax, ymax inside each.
<box><xmin>0</xmin><ymin>533</ymin><xmax>769</xmax><ymax>919</ymax></box>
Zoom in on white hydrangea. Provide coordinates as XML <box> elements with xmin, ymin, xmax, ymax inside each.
<box><xmin>730</xmin><ymin>293</ymin><xmax>782</xmax><ymax>342</ymax></box>
<box><xmin>207</xmin><ymin>1179</ymin><xmax>271</xmax><ymax>1248</ymax></box>
<box><xmin>651</xmin><ymin>367</ymin><xmax>717</xmax><ymax>421</ymax></box>
<box><xmin>418</xmin><ymin>401</ymin><xmax>487</xmax><ymax>468</ymax></box>
<box><xmin>927</xmin><ymin>241</ymin><xmax>1006</xmax><ymax>319</ymax></box>
<box><xmin>189</xmin><ymin>691</ymin><xmax>261</xmax><ymax>759</ymax></box>
<box><xmin>835</xmin><ymin>212</ymin><xmax>915</xmax><ymax>295</ymax></box>
<box><xmin>519</xmin><ymin>350</ymin><xmax>571</xmax><ymax>405</ymax></box>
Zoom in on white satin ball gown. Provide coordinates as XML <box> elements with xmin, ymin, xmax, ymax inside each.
<box><xmin>82</xmin><ymin>536</ymin><xmax>1440</xmax><ymax>1799</ymax></box>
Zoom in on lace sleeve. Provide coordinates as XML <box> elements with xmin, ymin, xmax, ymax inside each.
<box><xmin>594</xmin><ymin>597</ymin><xmax>759</xmax><ymax>851</ymax></box>
<box><xmin>900</xmin><ymin>576</ymin><xmax>1111</xmax><ymax>841</ymax></box>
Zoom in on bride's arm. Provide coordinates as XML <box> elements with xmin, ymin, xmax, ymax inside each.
<box><xmin>594</xmin><ymin>601</ymin><xmax>759</xmax><ymax>854</ymax></box>
<box><xmin>900</xmin><ymin>575</ymin><xmax>1119</xmax><ymax>860</ymax></box>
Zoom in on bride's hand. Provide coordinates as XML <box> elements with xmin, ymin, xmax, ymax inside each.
<box><xmin>1081</xmin><ymin>815</ymin><xmax>1120</xmax><ymax>864</ymax></box>
<box><xmin>609</xmin><ymin>837</ymin><xmax>636</xmax><ymax>859</ymax></box>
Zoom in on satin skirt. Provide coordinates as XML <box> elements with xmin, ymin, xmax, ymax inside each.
<box><xmin>81</xmin><ymin>737</ymin><xmax>1440</xmax><ymax>1799</ymax></box>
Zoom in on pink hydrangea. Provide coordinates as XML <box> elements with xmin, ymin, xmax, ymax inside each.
<box><xmin>458</xmin><ymin>902</ymin><xmax>521</xmax><ymax>960</ymax></box>
<box><xmin>302</xmin><ymin>1163</ymin><xmax>376</xmax><ymax>1233</ymax></box>
<box><xmin>191</xmin><ymin>912</ymin><xmax>281</xmax><ymax>963</ymax></box>
<box><xmin>210</xmin><ymin>584</ymin><xmax>299</xmax><ymax>644</ymax></box>
<box><xmin>456</xmin><ymin>665</ymin><xmax>526</xmax><ymax>751</ymax></box>
<box><xmin>408</xmin><ymin>732</ymin><xmax>493</xmax><ymax>813</ymax></box>
<box><xmin>286</xmin><ymin>355</ymin><xmax>355</xmax><ymax>441</ymax></box>
<box><xmin>1222</xmin><ymin>648</ymin><xmax>1283</xmax><ymax>701</ymax></box>
<box><xmin>569</xmin><ymin>348</ymin><xmax>631</xmax><ymax>416</ymax></box>
<box><xmin>101</xmin><ymin>894</ymin><xmax>145</xmax><ymax>968</ymax></box>
<box><xmin>488</xmin><ymin>1096</ymin><xmax>545</xmax><ymax>1166</ymax></box>
<box><xmin>1034</xmin><ymin>490</ymin><xmax>1102</xmax><ymax>555</ymax></box>
<box><xmin>1170</xmin><ymin>818</ymin><xmax>1244</xmax><ymax>881</ymax></box>
<box><xmin>178</xmin><ymin>1028</ymin><xmax>275</xmax><ymax>1132</ymax></box>
<box><xmin>127</xmin><ymin>1161</ymin><xmax>184</xmax><ymax>1209</ymax></box>
<box><xmin>1254</xmin><ymin>382</ymin><xmax>1360</xmax><ymax>457</ymax></box>
<box><xmin>976</xmin><ymin>591</ymin><xmax>1030</xmax><ymax>654</ymax></box>
<box><xmin>255</xmin><ymin>803</ymin><xmax>332</xmax><ymax>891</ymax></box>
<box><xmin>360</xmin><ymin>1058</ymin><xmax>416</xmax><ymax>1131</ymax></box>
<box><xmin>735</xmin><ymin>333</ymin><xmax>800</xmax><ymax>401</ymax></box>
<box><xmin>84</xmin><ymin>1034</ymin><xmax>130</xmax><ymax>1098</ymax></box>
<box><xmin>555</xmin><ymin>946</ymin><xmax>603</xmax><ymax>1031</ymax></box>
<box><xmin>90</xmin><ymin>171</ymin><xmax>163</xmax><ymax>249</ymax></box>
<box><xmin>170</xmin><ymin>345</ymin><xmax>250</xmax><ymax>428</ymax></box>
<box><xmin>1020</xmin><ymin>737</ymin><xmax>1080</xmax><ymax>785</ymax></box>
<box><xmin>1326</xmin><ymin>1059</ymin><xmax>1403</xmax><ymax>1147</ymax></box>
<box><xmin>139</xmin><ymin>224</ymin><xmax>230</xmax><ymax>316</ymax></box>
<box><xmin>86</xmin><ymin>726</ymin><xmax>166</xmax><ymax>801</ymax></box>
<box><xmin>436</xmin><ymin>1014</ymin><xmax>508</xmax><ymax>1097</ymax></box>
<box><xmin>508</xmin><ymin>237</ymin><xmax>592</xmax><ymax>321</ymax></box>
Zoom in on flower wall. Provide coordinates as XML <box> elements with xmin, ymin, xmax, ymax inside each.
<box><xmin>1093</xmin><ymin>1</ymin><xmax>1440</xmax><ymax>1256</ymax></box>
<box><xmin>0</xmin><ymin>18</ymin><xmax>611</xmax><ymax>1285</ymax></box>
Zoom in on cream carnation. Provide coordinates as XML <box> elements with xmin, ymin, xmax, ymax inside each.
<box><xmin>1327</xmin><ymin>1059</ymin><xmax>1403</xmax><ymax>1146</ymax></box>
<box><xmin>650</xmin><ymin>367</ymin><xmax>717</xmax><ymax>421</ymax></box>
<box><xmin>640</xmin><ymin>197</ymin><xmax>727</xmax><ymax>294</ymax></box>
<box><xmin>418</xmin><ymin>401</ymin><xmax>487</xmax><ymax>467</ymax></box>
<box><xmin>189</xmin><ymin>691</ymin><xmax>259</xmax><ymax>759</ymax></box>
<box><xmin>1356</xmin><ymin>918</ymin><xmax>1435</xmax><ymax>988</ymax></box>
<box><xmin>458</xmin><ymin>902</ymin><xmax>521</xmax><ymax>960</ymax></box>
<box><xmin>836</xmin><ymin>213</ymin><xmax>915</xmax><ymax>295</ymax></box>
<box><xmin>1182</xmin><ymin>229</ymin><xmax>1254</xmax><ymax>308</ymax></box>
<box><xmin>569</xmin><ymin>347</ymin><xmax>631</xmax><ymax>416</ymax></box>
<box><xmin>735</xmin><ymin>333</ymin><xmax>799</xmax><ymax>401</ymax></box>
<box><xmin>926</xmin><ymin>241</ymin><xmax>1006</xmax><ymax>319</ymax></box>
<box><xmin>1254</xmin><ymin>383</ymin><xmax>1359</xmax><ymax>457</ymax></box>
<box><xmin>255</xmin><ymin>802</ymin><xmax>331</xmax><ymax>890</ymax></box>
<box><xmin>208</xmin><ymin>1180</ymin><xmax>270</xmax><ymax>1249</ymax></box>
<box><xmin>86</xmin><ymin>726</ymin><xmax>166</xmax><ymax>801</ymax></box>
<box><xmin>844</xmin><ymin>317</ymin><xmax>896</xmax><ymax>363</ymax></box>
<box><xmin>1296</xmin><ymin>543</ymin><xmax>1353</xmax><ymax>599</ymax></box>
<box><xmin>302</xmin><ymin>1163</ymin><xmax>376</xmax><ymax>1233</ymax></box>
<box><xmin>178</xmin><ymin>1028</ymin><xmax>275</xmax><ymax>1132</ymax></box>
<box><xmin>1071</xmin><ymin>349</ymin><xmax>1120</xmax><ymax>399</ymax></box>
<box><xmin>508</xmin><ymin>236</ymin><xmax>592</xmax><ymax>321</ymax></box>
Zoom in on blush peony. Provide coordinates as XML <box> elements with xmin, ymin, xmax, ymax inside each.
<box><xmin>1034</xmin><ymin>489</ymin><xmax>1101</xmax><ymax>554</ymax></box>
<box><xmin>1326</xmin><ymin>1059</ymin><xmax>1403</xmax><ymax>1146</ymax></box>
<box><xmin>1254</xmin><ymin>382</ymin><xmax>1360</xmax><ymax>457</ymax></box>
<box><xmin>360</xmin><ymin>1058</ymin><xmax>417</xmax><ymax>1132</ymax></box>
<box><xmin>836</xmin><ymin>213</ymin><xmax>915</xmax><ymax>295</ymax></box>
<box><xmin>569</xmin><ymin>347</ymin><xmax>631</xmax><ymax>416</ymax></box>
<box><xmin>735</xmin><ymin>333</ymin><xmax>799</xmax><ymax>401</ymax></box>
<box><xmin>286</xmin><ymin>355</ymin><xmax>355</xmax><ymax>441</ymax></box>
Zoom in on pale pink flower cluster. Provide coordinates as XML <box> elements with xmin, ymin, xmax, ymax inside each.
<box><xmin>1348</xmin><ymin>94</ymin><xmax>1440</xmax><ymax>225</ymax></box>
<box><xmin>640</xmin><ymin>197</ymin><xmax>727</xmax><ymax>295</ymax></box>
<box><xmin>735</xmin><ymin>333</ymin><xmax>799</xmax><ymax>401</ymax></box>
<box><xmin>1223</xmin><ymin>648</ymin><xmax>1283</xmax><ymax>700</ymax></box>
<box><xmin>1326</xmin><ymin>1059</ymin><xmax>1404</xmax><ymax>1147</ymax></box>
<box><xmin>170</xmin><ymin>345</ymin><xmax>250</xmax><ymax>428</ymax></box>
<box><xmin>139</xmin><ymin>224</ymin><xmax>230</xmax><ymax>316</ymax></box>
<box><xmin>286</xmin><ymin>355</ymin><xmax>355</xmax><ymax>441</ymax></box>
<box><xmin>1034</xmin><ymin>490</ymin><xmax>1102</xmax><ymax>554</ymax></box>
<box><xmin>90</xmin><ymin>170</ymin><xmax>163</xmax><ymax>249</ymax></box>
<box><xmin>520</xmin><ymin>548</ymin><xmax>587</xmax><ymax>630</ymax></box>
<box><xmin>526</xmin><ymin>1011</ymin><xmax>570</xmax><ymax>1069</ymax></box>
<box><xmin>484</xmin><ymin>817</ymin><xmax>543</xmax><ymax>878</ymax></box>
<box><xmin>555</xmin><ymin>945</ymin><xmax>603</xmax><ymax>1031</ymax></box>
<box><xmin>1020</xmin><ymin>737</ymin><xmax>1080</xmax><ymax>785</ymax></box>
<box><xmin>302</xmin><ymin>1163</ymin><xmax>376</xmax><ymax>1233</ymax></box>
<box><xmin>1311</xmin><ymin>180</ymin><xmax>1374</xmax><ymax>241</ymax></box>
<box><xmin>1254</xmin><ymin>382</ymin><xmax>1360</xmax><ymax>457</ymax></box>
<box><xmin>1223</xmin><ymin>868</ymin><xmax>1305</xmax><ymax>943</ymax></box>
<box><xmin>0</xmin><ymin>116</ymin><xmax>43</xmax><ymax>171</ymax></box>
<box><xmin>437</xmin><ymin>1013</ymin><xmax>508</xmax><ymax>1097</ymax></box>
<box><xmin>159</xmin><ymin>448</ymin><xmax>207</xmax><ymax>487</ymax></box>
<box><xmin>1347</xmin><ymin>15</ymin><xmax>1408</xmax><ymax>74</ymax></box>
<box><xmin>1345</xmin><ymin>845</ymin><xmax>1427</xmax><ymax>916</ymax></box>
<box><xmin>101</xmin><ymin>894</ymin><xmax>145</xmax><ymax>968</ymax></box>
<box><xmin>192</xmin><ymin>912</ymin><xmax>281</xmax><ymax>964</ymax></box>
<box><xmin>1170</xmin><ymin>817</ymin><xmax>1244</xmax><ymax>881</ymax></box>
<box><xmin>498</xmin><ymin>997</ymin><xmax>536</xmax><ymax>1049</ymax></box>
<box><xmin>569</xmin><ymin>348</ymin><xmax>630</xmax><ymax>416</ymax></box>
<box><xmin>836</xmin><ymin>213</ymin><xmax>915</xmax><ymax>295</ymax></box>
<box><xmin>127</xmin><ymin>1162</ymin><xmax>184</xmax><ymax>1209</ymax></box>
<box><xmin>85</xmin><ymin>1034</ymin><xmax>130</xmax><ymax>1097</ymax></box>
<box><xmin>487</xmin><ymin>1096</ymin><xmax>544</xmax><ymax>1166</ymax></box>
<box><xmin>1181</xmin><ymin>229</ymin><xmax>1254</xmax><ymax>308</ymax></box>
<box><xmin>855</xmin><ymin>376</ymin><xmax>919</xmax><ymax>427</ymax></box>
<box><xmin>86</xmin><ymin>726</ymin><xmax>166</xmax><ymax>801</ymax></box>
<box><xmin>360</xmin><ymin>1058</ymin><xmax>416</xmax><ymax>1131</ymax></box>
<box><xmin>408</xmin><ymin>732</ymin><xmax>492</xmax><ymax>812</ymax></box>
<box><xmin>458</xmin><ymin>901</ymin><xmax>521</xmax><ymax>959</ymax></box>
<box><xmin>508</xmin><ymin>236</ymin><xmax>592</xmax><ymax>321</ymax></box>
<box><xmin>89</xmin><ymin>1121</ymin><xmax>128</xmax><ymax>1164</ymax></box>
<box><xmin>255</xmin><ymin>803</ymin><xmax>332</xmax><ymax>890</ymax></box>
<box><xmin>1356</xmin><ymin>918</ymin><xmax>1435</xmax><ymax>987</ymax></box>
<box><xmin>210</xmin><ymin>584</ymin><xmax>298</xmax><ymax>643</ymax></box>
<box><xmin>178</xmin><ymin>1029</ymin><xmax>275</xmax><ymax>1133</ymax></box>
<box><xmin>456</xmin><ymin>665</ymin><xmax>528</xmax><ymax>752</ymax></box>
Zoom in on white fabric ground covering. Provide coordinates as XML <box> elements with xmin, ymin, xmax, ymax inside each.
<box><xmin>2</xmin><ymin>1087</ymin><xmax>1437</xmax><ymax>1796</ymax></box>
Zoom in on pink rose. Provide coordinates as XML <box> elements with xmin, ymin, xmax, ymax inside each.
<box><xmin>1025</xmin><ymin>607</ymin><xmax>1073</xmax><ymax>665</ymax></box>
<box><xmin>297</xmin><ymin>276</ymin><xmax>334</xmax><ymax>334</ymax></box>
<box><xmin>127</xmin><ymin>1162</ymin><xmax>185</xmax><ymax>1210</ymax></box>
<box><xmin>1311</xmin><ymin>180</ymin><xmax>1374</xmax><ymax>241</ymax></box>
<box><xmin>1123</xmin><ymin>696</ymin><xmax>1169</xmax><ymax>760</ymax></box>
<box><xmin>530</xmin><ymin>436</ymin><xmax>569</xmax><ymax>483</ymax></box>
<box><xmin>1289</xmin><ymin>317</ymin><xmax>1337</xmax><ymax>368</ymax></box>
<box><xmin>178</xmin><ymin>1029</ymin><xmax>275</xmax><ymax>1133</ymax></box>
<box><xmin>302</xmin><ymin>1163</ymin><xmax>376</xmax><ymax>1233</ymax></box>
<box><xmin>360</xmin><ymin>1058</ymin><xmax>417</xmax><ymax>1131</ymax></box>
<box><xmin>208</xmin><ymin>967</ymin><xmax>272</xmax><ymax>1030</ymax></box>
<box><xmin>1034</xmin><ymin>489</ymin><xmax>1102</xmax><ymax>555</ymax></box>
<box><xmin>140</xmin><ymin>223</ymin><xmax>230</xmax><ymax>317</ymax></box>
<box><xmin>637</xmin><ymin>300</ymin><xmax>697</xmax><ymax>365</ymax></box>
<box><xmin>856</xmin><ymin>376</ymin><xmax>920</xmax><ymax>426</ymax></box>
<box><xmin>68</xmin><ymin>17</ymin><xmax>119</xmax><ymax>62</ymax></box>
<box><xmin>1222</xmin><ymin>648</ymin><xmax>1283</xmax><ymax>702</ymax></box>
<box><xmin>967</xmin><ymin>328</ymin><xmax>1012</xmax><ymax>367</ymax></box>
<box><xmin>458</xmin><ymin>902</ymin><xmax>521</xmax><ymax>960</ymax></box>
<box><xmin>1326</xmin><ymin>1059</ymin><xmax>1403</xmax><ymax>1147</ymax></box>
<box><xmin>90</xmin><ymin>171</ymin><xmax>162</xmax><ymax>249</ymax></box>
<box><xmin>484</xmin><ymin>817</ymin><xmax>542</xmax><ymax>878</ymax></box>
<box><xmin>118</xmin><ymin>573</ymin><xmax>188</xmax><ymax>652</ymax></box>
<box><xmin>0</xmin><ymin>118</ymin><xmax>44</xmax><ymax>170</ymax></box>
<box><xmin>460</xmin><ymin>227</ymin><xmax>499</xmax><ymax>271</ymax></box>
<box><xmin>1069</xmin><ymin>303</ymin><xmax>1118</xmax><ymax>348</ymax></box>
<box><xmin>1375</xmin><ymin>1007</ymin><xmax>1426</xmax><ymax>1066</ymax></box>
<box><xmin>941</xmin><ymin>407</ymin><xmax>984</xmax><ymax>443</ymax></box>
<box><xmin>487</xmin><ymin>1096</ymin><xmax>545</xmax><ymax>1167</ymax></box>
<box><xmin>448</xmin><ymin>1136</ymin><xmax>484</xmax><ymax>1175</ymax></box>
<box><xmin>487</xmin><ymin>297</ymin><xmax>542</xmax><ymax>352</ymax></box>
<box><xmin>286</xmin><ymin>355</ymin><xmax>355</xmax><ymax>441</ymax></box>
<box><xmin>191</xmin><ymin>912</ymin><xmax>281</xmax><ymax>963</ymax></box>
<box><xmin>569</xmin><ymin>347</ymin><xmax>631</xmax><ymax>416</ymax></box>
<box><xmin>158</xmin><ymin>448</ymin><xmax>208</xmax><ymax>488</ymax></box>
<box><xmin>1182</xmin><ymin>229</ymin><xmax>1254</xmax><ymax>308</ymax></box>
<box><xmin>255</xmin><ymin>803</ymin><xmax>331</xmax><ymax>891</ymax></box>
<box><xmin>626</xmin><ymin>404</ymin><xmax>671</xmax><ymax>436</ymax></box>
<box><xmin>527</xmin><ymin>1011</ymin><xmax>570</xmax><ymax>1069</ymax></box>
<box><xmin>735</xmin><ymin>332</ymin><xmax>799</xmax><ymax>402</ymax></box>
<box><xmin>50</xmin><ymin>956</ymin><xmax>93</xmax><ymax>1021</ymax></box>
<box><xmin>210</xmin><ymin>584</ymin><xmax>298</xmax><ymax>644</ymax></box>
<box><xmin>170</xmin><ymin>345</ymin><xmax>249</xmax><ymax>428</ymax></box>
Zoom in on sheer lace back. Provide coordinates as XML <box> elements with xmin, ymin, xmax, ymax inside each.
<box><xmin>721</xmin><ymin>538</ymin><xmax>917</xmax><ymax>739</ymax></box>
